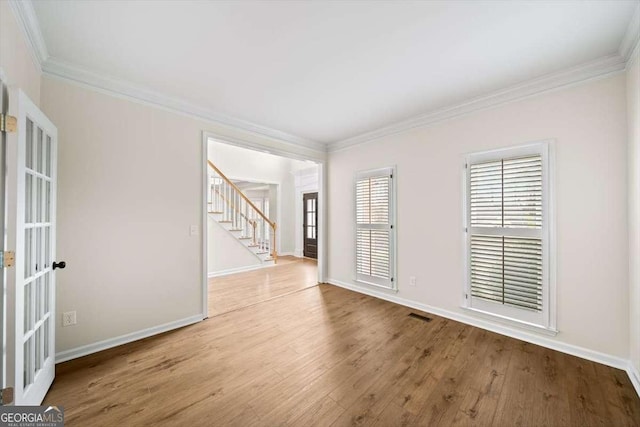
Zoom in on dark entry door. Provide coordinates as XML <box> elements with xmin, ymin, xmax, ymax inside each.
<box><xmin>303</xmin><ymin>192</ymin><xmax>318</xmax><ymax>259</ymax></box>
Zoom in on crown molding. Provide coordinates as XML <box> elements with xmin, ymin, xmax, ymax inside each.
<box><xmin>620</xmin><ymin>3</ymin><xmax>640</xmax><ymax>62</ymax></box>
<box><xmin>327</xmin><ymin>54</ymin><xmax>628</xmax><ymax>152</ymax></box>
<box><xmin>42</xmin><ymin>58</ymin><xmax>327</xmax><ymax>153</ymax></box>
<box><xmin>7</xmin><ymin>0</ymin><xmax>326</xmax><ymax>153</ymax></box>
<box><xmin>8</xmin><ymin>0</ymin><xmax>48</xmax><ymax>71</ymax></box>
<box><xmin>16</xmin><ymin>0</ymin><xmax>638</xmax><ymax>154</ymax></box>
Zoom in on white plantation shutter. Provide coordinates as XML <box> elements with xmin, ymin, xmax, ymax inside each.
<box><xmin>466</xmin><ymin>143</ymin><xmax>552</xmax><ymax>328</ymax></box>
<box><xmin>470</xmin><ymin>235</ymin><xmax>542</xmax><ymax>311</ymax></box>
<box><xmin>356</xmin><ymin>168</ymin><xmax>395</xmax><ymax>289</ymax></box>
<box><xmin>503</xmin><ymin>156</ymin><xmax>543</xmax><ymax>228</ymax></box>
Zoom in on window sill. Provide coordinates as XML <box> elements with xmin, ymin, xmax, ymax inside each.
<box><xmin>355</xmin><ymin>279</ymin><xmax>398</xmax><ymax>293</ymax></box>
<box><xmin>462</xmin><ymin>305</ymin><xmax>558</xmax><ymax>337</ymax></box>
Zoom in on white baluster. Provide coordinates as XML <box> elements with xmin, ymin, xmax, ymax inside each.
<box><xmin>226</xmin><ymin>182</ymin><xmax>231</xmax><ymax>222</ymax></box>
<box><xmin>215</xmin><ymin>178</ymin><xmax>218</xmax><ymax>212</ymax></box>
<box><xmin>243</xmin><ymin>199</ymin><xmax>248</xmax><ymax>238</ymax></box>
<box><xmin>232</xmin><ymin>187</ymin><xmax>236</xmax><ymax>228</ymax></box>
<box><xmin>236</xmin><ymin>191</ymin><xmax>240</xmax><ymax>230</ymax></box>
<box><xmin>234</xmin><ymin>188</ymin><xmax>237</xmax><ymax>227</ymax></box>
<box><xmin>210</xmin><ymin>176</ymin><xmax>214</xmax><ymax>211</ymax></box>
<box><xmin>209</xmin><ymin>176</ymin><xmax>213</xmax><ymax>211</ymax></box>
<box><xmin>224</xmin><ymin>182</ymin><xmax>228</xmax><ymax>221</ymax></box>
<box><xmin>216</xmin><ymin>179</ymin><xmax>220</xmax><ymax>212</ymax></box>
<box><xmin>222</xmin><ymin>181</ymin><xmax>226</xmax><ymax>220</ymax></box>
<box><xmin>215</xmin><ymin>176</ymin><xmax>219</xmax><ymax>212</ymax></box>
<box><xmin>235</xmin><ymin>191</ymin><xmax>239</xmax><ymax>229</ymax></box>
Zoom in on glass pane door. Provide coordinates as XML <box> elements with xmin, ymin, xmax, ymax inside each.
<box><xmin>7</xmin><ymin>88</ymin><xmax>57</xmax><ymax>405</ymax></box>
<box><xmin>22</xmin><ymin>119</ymin><xmax>54</xmax><ymax>393</ymax></box>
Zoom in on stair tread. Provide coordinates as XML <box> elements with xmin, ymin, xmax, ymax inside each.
<box><xmin>229</xmin><ymin>228</ymin><xmax>243</xmax><ymax>231</ymax></box>
<box><xmin>219</xmin><ymin>220</ymin><xmax>232</xmax><ymax>223</ymax></box>
<box><xmin>208</xmin><ymin>211</ymin><xmax>223</xmax><ymax>214</ymax></box>
<box><xmin>239</xmin><ymin>237</ymin><xmax>252</xmax><ymax>240</ymax></box>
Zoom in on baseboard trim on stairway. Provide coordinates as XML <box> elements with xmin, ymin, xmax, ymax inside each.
<box><xmin>208</xmin><ymin>263</ymin><xmax>274</xmax><ymax>278</ymax></box>
<box><xmin>209</xmin><ymin>216</ymin><xmax>268</xmax><ymax>263</ymax></box>
<box><xmin>55</xmin><ymin>314</ymin><xmax>204</xmax><ymax>364</ymax></box>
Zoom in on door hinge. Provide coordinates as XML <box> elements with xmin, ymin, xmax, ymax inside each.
<box><xmin>1</xmin><ymin>251</ymin><xmax>15</xmax><ymax>268</ymax></box>
<box><xmin>0</xmin><ymin>114</ymin><xmax>17</xmax><ymax>133</ymax></box>
<box><xmin>0</xmin><ymin>387</ymin><xmax>14</xmax><ymax>405</ymax></box>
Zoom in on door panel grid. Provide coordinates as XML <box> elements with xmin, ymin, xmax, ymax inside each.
<box><xmin>22</xmin><ymin>117</ymin><xmax>54</xmax><ymax>393</ymax></box>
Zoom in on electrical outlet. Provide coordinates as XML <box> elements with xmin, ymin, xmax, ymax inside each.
<box><xmin>409</xmin><ymin>276</ymin><xmax>417</xmax><ymax>286</ymax></box>
<box><xmin>189</xmin><ymin>225</ymin><xmax>198</xmax><ymax>236</ymax></box>
<box><xmin>62</xmin><ymin>311</ymin><xmax>76</xmax><ymax>327</ymax></box>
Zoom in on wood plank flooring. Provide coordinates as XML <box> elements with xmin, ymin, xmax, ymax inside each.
<box><xmin>208</xmin><ymin>256</ymin><xmax>317</xmax><ymax>316</ymax></box>
<box><xmin>44</xmin><ymin>264</ymin><xmax>640</xmax><ymax>426</ymax></box>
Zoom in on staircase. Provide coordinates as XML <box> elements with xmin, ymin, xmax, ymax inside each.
<box><xmin>207</xmin><ymin>160</ymin><xmax>277</xmax><ymax>266</ymax></box>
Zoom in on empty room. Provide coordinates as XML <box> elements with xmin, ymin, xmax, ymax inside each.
<box><xmin>1</xmin><ymin>0</ymin><xmax>639</xmax><ymax>426</ymax></box>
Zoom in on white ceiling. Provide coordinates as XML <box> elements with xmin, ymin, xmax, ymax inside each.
<box><xmin>32</xmin><ymin>0</ymin><xmax>638</xmax><ymax>144</ymax></box>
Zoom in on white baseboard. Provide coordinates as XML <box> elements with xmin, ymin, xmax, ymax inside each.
<box><xmin>627</xmin><ymin>361</ymin><xmax>640</xmax><ymax>398</ymax></box>
<box><xmin>278</xmin><ymin>251</ymin><xmax>296</xmax><ymax>257</ymax></box>
<box><xmin>55</xmin><ymin>314</ymin><xmax>204</xmax><ymax>364</ymax></box>
<box><xmin>326</xmin><ymin>278</ymin><xmax>630</xmax><ymax>372</ymax></box>
<box><xmin>208</xmin><ymin>263</ymin><xmax>274</xmax><ymax>278</ymax></box>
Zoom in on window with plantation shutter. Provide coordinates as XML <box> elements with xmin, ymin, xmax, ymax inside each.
<box><xmin>355</xmin><ymin>167</ymin><xmax>395</xmax><ymax>289</ymax></box>
<box><xmin>465</xmin><ymin>143</ymin><xmax>555</xmax><ymax>329</ymax></box>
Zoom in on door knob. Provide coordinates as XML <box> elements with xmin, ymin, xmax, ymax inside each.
<box><xmin>53</xmin><ymin>261</ymin><xmax>66</xmax><ymax>270</ymax></box>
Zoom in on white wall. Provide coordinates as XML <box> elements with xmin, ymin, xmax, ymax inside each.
<box><xmin>328</xmin><ymin>73</ymin><xmax>629</xmax><ymax>359</ymax></box>
<box><xmin>40</xmin><ymin>75</ymin><xmax>324</xmax><ymax>354</ymax></box>
<box><xmin>0</xmin><ymin>1</ymin><xmax>41</xmax><ymax>104</ymax></box>
<box><xmin>207</xmin><ymin>141</ymin><xmax>311</xmax><ymax>273</ymax></box>
<box><xmin>628</xmin><ymin>46</ymin><xmax>640</xmax><ymax>375</ymax></box>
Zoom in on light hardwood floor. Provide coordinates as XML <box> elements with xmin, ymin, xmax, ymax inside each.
<box><xmin>45</xmin><ymin>264</ymin><xmax>640</xmax><ymax>426</ymax></box>
<box><xmin>208</xmin><ymin>256</ymin><xmax>318</xmax><ymax>316</ymax></box>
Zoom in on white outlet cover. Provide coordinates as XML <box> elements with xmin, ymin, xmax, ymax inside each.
<box><xmin>62</xmin><ymin>311</ymin><xmax>77</xmax><ymax>327</ymax></box>
<box><xmin>409</xmin><ymin>276</ymin><xmax>416</xmax><ymax>286</ymax></box>
<box><xmin>190</xmin><ymin>225</ymin><xmax>199</xmax><ymax>236</ymax></box>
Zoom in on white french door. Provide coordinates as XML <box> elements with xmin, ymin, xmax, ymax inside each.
<box><xmin>5</xmin><ymin>88</ymin><xmax>58</xmax><ymax>405</ymax></box>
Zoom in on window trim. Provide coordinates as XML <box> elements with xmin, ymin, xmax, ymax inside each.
<box><xmin>462</xmin><ymin>141</ymin><xmax>556</xmax><ymax>333</ymax></box>
<box><xmin>354</xmin><ymin>166</ymin><xmax>397</xmax><ymax>291</ymax></box>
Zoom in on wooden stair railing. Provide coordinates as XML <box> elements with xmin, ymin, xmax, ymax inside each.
<box><xmin>207</xmin><ymin>160</ymin><xmax>277</xmax><ymax>263</ymax></box>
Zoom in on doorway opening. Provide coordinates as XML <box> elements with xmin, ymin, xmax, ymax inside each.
<box><xmin>202</xmin><ymin>136</ymin><xmax>323</xmax><ymax>317</ymax></box>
